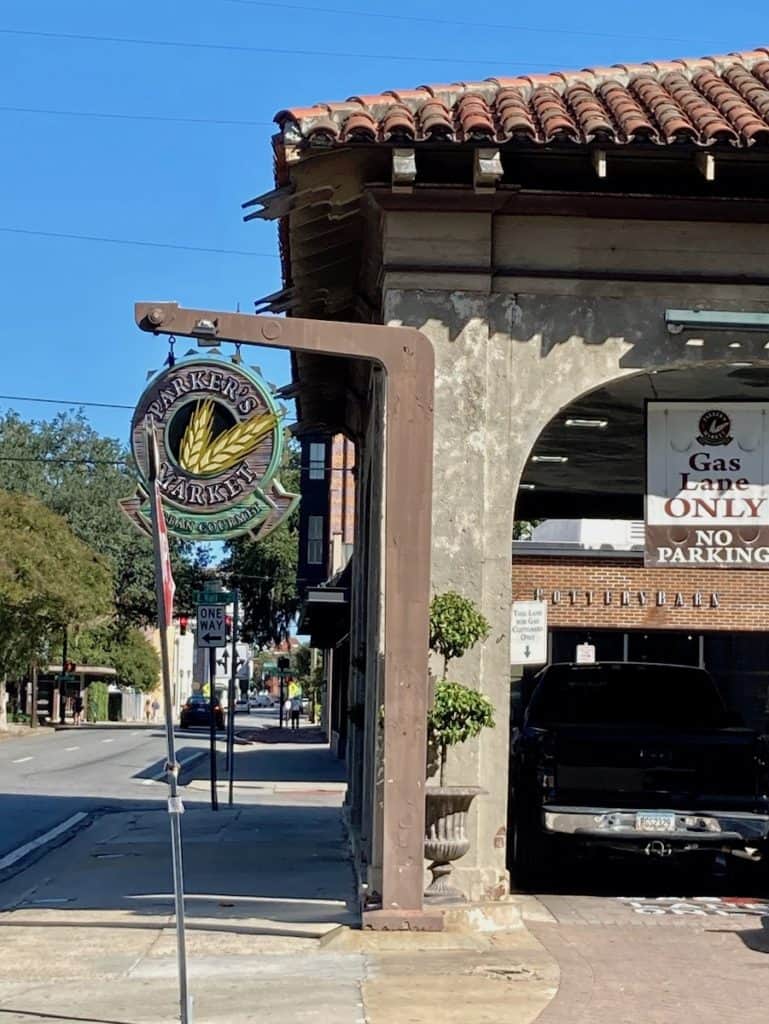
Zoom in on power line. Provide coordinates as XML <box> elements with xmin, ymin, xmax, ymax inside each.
<box><xmin>0</xmin><ymin>456</ymin><xmax>129</xmax><ymax>466</ymax></box>
<box><xmin>0</xmin><ymin>104</ymin><xmax>273</xmax><ymax>129</ymax></box>
<box><xmin>0</xmin><ymin>394</ymin><xmax>134</xmax><ymax>411</ymax></box>
<box><xmin>221</xmin><ymin>0</ymin><xmax>726</xmax><ymax>49</ymax></box>
<box><xmin>0</xmin><ymin>226</ymin><xmax>278</xmax><ymax>258</ymax></box>
<box><xmin>0</xmin><ymin>25</ymin><xmax>557</xmax><ymax>68</ymax></box>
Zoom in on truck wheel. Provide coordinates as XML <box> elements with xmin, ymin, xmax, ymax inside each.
<box><xmin>511</xmin><ymin>815</ymin><xmax>553</xmax><ymax>891</ymax></box>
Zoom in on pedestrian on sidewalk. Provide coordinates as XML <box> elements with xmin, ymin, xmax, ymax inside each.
<box><xmin>290</xmin><ymin>695</ymin><xmax>302</xmax><ymax>730</ymax></box>
<box><xmin>144</xmin><ymin>698</ymin><xmax>152</xmax><ymax>723</ymax></box>
<box><xmin>151</xmin><ymin>698</ymin><xmax>160</xmax><ymax>722</ymax></box>
<box><xmin>283</xmin><ymin>697</ymin><xmax>292</xmax><ymax>727</ymax></box>
<box><xmin>73</xmin><ymin>694</ymin><xmax>84</xmax><ymax>727</ymax></box>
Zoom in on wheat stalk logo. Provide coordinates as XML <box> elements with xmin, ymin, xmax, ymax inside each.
<box><xmin>179</xmin><ymin>400</ymin><xmax>214</xmax><ymax>472</ymax></box>
<box><xmin>179</xmin><ymin>401</ymin><xmax>277</xmax><ymax>476</ymax></box>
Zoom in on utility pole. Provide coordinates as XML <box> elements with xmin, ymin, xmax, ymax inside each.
<box><xmin>30</xmin><ymin>662</ymin><xmax>38</xmax><ymax>729</ymax></box>
<box><xmin>208</xmin><ymin>646</ymin><xmax>218</xmax><ymax>812</ymax></box>
<box><xmin>227</xmin><ymin>591</ymin><xmax>239</xmax><ymax>806</ymax></box>
<box><xmin>59</xmin><ymin>625</ymin><xmax>68</xmax><ymax>724</ymax></box>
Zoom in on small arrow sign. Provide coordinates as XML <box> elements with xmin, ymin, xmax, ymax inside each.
<box><xmin>196</xmin><ymin>604</ymin><xmax>226</xmax><ymax>648</ymax></box>
<box><xmin>510</xmin><ymin>601</ymin><xmax>547</xmax><ymax>666</ymax></box>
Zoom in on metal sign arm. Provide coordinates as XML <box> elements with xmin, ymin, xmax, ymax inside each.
<box><xmin>136</xmin><ymin>302</ymin><xmax>436</xmax><ymax>924</ymax></box>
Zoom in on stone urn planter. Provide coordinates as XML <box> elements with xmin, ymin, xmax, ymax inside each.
<box><xmin>424</xmin><ymin>785</ymin><xmax>485</xmax><ymax>901</ymax></box>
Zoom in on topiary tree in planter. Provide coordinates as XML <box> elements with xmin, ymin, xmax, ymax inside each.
<box><xmin>424</xmin><ymin>591</ymin><xmax>495</xmax><ymax>900</ymax></box>
<box><xmin>429</xmin><ymin>680</ymin><xmax>495</xmax><ymax>787</ymax></box>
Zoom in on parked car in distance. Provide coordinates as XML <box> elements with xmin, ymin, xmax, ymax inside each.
<box><xmin>510</xmin><ymin>661</ymin><xmax>769</xmax><ymax>887</ymax></box>
<box><xmin>252</xmin><ymin>691</ymin><xmax>273</xmax><ymax>708</ymax></box>
<box><xmin>180</xmin><ymin>693</ymin><xmax>224</xmax><ymax>730</ymax></box>
<box><xmin>233</xmin><ymin>697</ymin><xmax>250</xmax><ymax>714</ymax></box>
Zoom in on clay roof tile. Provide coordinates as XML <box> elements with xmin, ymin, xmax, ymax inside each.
<box><xmin>274</xmin><ymin>46</ymin><xmax>769</xmax><ymax>154</ymax></box>
<box><xmin>456</xmin><ymin>94</ymin><xmax>496</xmax><ymax>139</ymax></box>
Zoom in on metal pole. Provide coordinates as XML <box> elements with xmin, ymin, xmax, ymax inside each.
<box><xmin>227</xmin><ymin>591</ymin><xmax>238</xmax><ymax>806</ymax></box>
<box><xmin>279</xmin><ymin>670</ymin><xmax>284</xmax><ymax>729</ymax></box>
<box><xmin>146</xmin><ymin>434</ymin><xmax>193</xmax><ymax>1024</ymax></box>
<box><xmin>59</xmin><ymin>625</ymin><xmax>68</xmax><ymax>724</ymax></box>
<box><xmin>208</xmin><ymin>645</ymin><xmax>219</xmax><ymax>811</ymax></box>
<box><xmin>30</xmin><ymin>662</ymin><xmax>38</xmax><ymax>729</ymax></box>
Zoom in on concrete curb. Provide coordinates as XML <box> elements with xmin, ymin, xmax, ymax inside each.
<box><xmin>53</xmin><ymin>722</ymin><xmax>157</xmax><ymax>731</ymax></box>
<box><xmin>322</xmin><ymin>897</ymin><xmax>546</xmax><ymax>948</ymax></box>
<box><xmin>0</xmin><ymin>726</ymin><xmax>57</xmax><ymax>740</ymax></box>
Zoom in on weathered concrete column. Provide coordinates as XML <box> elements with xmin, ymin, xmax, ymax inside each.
<box><xmin>384</xmin><ymin>289</ymin><xmax>518</xmax><ymax>899</ymax></box>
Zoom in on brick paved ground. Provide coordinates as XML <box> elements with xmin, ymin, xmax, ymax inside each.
<box><xmin>528</xmin><ymin>881</ymin><xmax>769</xmax><ymax>1023</ymax></box>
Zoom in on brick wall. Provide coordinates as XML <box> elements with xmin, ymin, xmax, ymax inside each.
<box><xmin>513</xmin><ymin>554</ymin><xmax>769</xmax><ymax>632</ymax></box>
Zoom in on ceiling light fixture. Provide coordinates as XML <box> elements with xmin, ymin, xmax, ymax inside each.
<box><xmin>666</xmin><ymin>309</ymin><xmax>769</xmax><ymax>333</ymax></box>
<box><xmin>531</xmin><ymin>455</ymin><xmax>568</xmax><ymax>464</ymax></box>
<box><xmin>565</xmin><ymin>418</ymin><xmax>608</xmax><ymax>429</ymax></box>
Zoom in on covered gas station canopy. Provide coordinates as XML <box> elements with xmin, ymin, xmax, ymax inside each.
<box><xmin>517</xmin><ymin>364</ymin><xmax>769</xmax><ymax>521</ymax></box>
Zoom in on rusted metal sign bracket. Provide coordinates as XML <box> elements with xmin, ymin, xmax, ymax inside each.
<box><xmin>135</xmin><ymin>302</ymin><xmax>436</xmax><ymax>925</ymax></box>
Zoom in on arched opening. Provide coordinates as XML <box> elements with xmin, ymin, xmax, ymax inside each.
<box><xmin>516</xmin><ymin>363</ymin><xmax>769</xmax><ymax>523</ymax></box>
<box><xmin>509</xmin><ymin>361</ymin><xmax>769</xmax><ymax>893</ymax></box>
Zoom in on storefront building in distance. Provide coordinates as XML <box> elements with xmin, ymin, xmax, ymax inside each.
<box><xmin>514</xmin><ymin>520</ymin><xmax>769</xmax><ymax>730</ymax></box>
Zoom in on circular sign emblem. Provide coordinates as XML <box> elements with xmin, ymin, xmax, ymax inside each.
<box><xmin>697</xmin><ymin>409</ymin><xmax>732</xmax><ymax>447</ymax></box>
<box><xmin>121</xmin><ymin>358</ymin><xmax>298</xmax><ymax>540</ymax></box>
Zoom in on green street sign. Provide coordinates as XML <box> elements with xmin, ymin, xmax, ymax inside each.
<box><xmin>194</xmin><ymin>589</ymin><xmax>235</xmax><ymax>605</ymax></box>
<box><xmin>56</xmin><ymin>673</ymin><xmax>77</xmax><ymax>682</ymax></box>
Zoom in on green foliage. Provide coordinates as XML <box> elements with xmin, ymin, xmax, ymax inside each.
<box><xmin>172</xmin><ymin>541</ymin><xmax>213</xmax><ymax>616</ymax></box>
<box><xmin>226</xmin><ymin>444</ymin><xmax>300</xmax><ymax>647</ymax></box>
<box><xmin>86</xmin><ymin>681</ymin><xmax>109</xmax><ymax>723</ymax></box>
<box><xmin>429</xmin><ymin>681</ymin><xmax>495</xmax><ymax>750</ymax></box>
<box><xmin>513</xmin><ymin>520</ymin><xmax>540</xmax><ymax>540</ymax></box>
<box><xmin>429</xmin><ymin>591</ymin><xmax>490</xmax><ymax>677</ymax></box>
<box><xmin>70</xmin><ymin>624</ymin><xmax>160</xmax><ymax>693</ymax></box>
<box><xmin>0</xmin><ymin>489</ymin><xmax>113</xmax><ymax>685</ymax></box>
<box><xmin>0</xmin><ymin>411</ymin><xmax>157</xmax><ymax>625</ymax></box>
<box><xmin>293</xmin><ymin>644</ymin><xmax>312</xmax><ymax>681</ymax></box>
<box><xmin>427</xmin><ymin>591</ymin><xmax>495</xmax><ymax>784</ymax></box>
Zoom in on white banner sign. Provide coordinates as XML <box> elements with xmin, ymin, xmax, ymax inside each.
<box><xmin>511</xmin><ymin>600</ymin><xmax>548</xmax><ymax>665</ymax></box>
<box><xmin>646</xmin><ymin>402</ymin><xmax>769</xmax><ymax>568</ymax></box>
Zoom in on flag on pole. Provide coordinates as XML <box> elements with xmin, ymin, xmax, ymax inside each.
<box><xmin>146</xmin><ymin>423</ymin><xmax>175</xmax><ymax>627</ymax></box>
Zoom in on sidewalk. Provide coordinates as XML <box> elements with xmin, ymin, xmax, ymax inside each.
<box><xmin>0</xmin><ymin>724</ymin><xmax>559</xmax><ymax>1023</ymax></box>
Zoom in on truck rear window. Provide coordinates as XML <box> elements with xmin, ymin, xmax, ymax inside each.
<box><xmin>527</xmin><ymin>663</ymin><xmax>728</xmax><ymax>729</ymax></box>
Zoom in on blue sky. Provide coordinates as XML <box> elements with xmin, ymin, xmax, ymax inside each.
<box><xmin>0</xmin><ymin>0</ymin><xmax>764</xmax><ymax>444</ymax></box>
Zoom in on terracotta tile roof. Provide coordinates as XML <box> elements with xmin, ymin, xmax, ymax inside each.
<box><xmin>274</xmin><ymin>48</ymin><xmax>769</xmax><ymax>149</ymax></box>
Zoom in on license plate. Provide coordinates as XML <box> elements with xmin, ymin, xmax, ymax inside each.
<box><xmin>635</xmin><ymin>812</ymin><xmax>676</xmax><ymax>833</ymax></box>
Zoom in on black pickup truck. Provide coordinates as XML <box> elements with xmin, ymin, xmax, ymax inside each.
<box><xmin>510</xmin><ymin>661</ymin><xmax>769</xmax><ymax>886</ymax></box>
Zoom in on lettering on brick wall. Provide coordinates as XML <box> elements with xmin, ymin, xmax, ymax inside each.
<box><xmin>533</xmin><ymin>588</ymin><xmax>720</xmax><ymax>609</ymax></box>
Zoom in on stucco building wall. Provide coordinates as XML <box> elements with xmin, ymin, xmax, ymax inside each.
<box><xmin>377</xmin><ymin>210</ymin><xmax>769</xmax><ymax>899</ymax></box>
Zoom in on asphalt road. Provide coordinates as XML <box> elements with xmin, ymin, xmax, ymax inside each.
<box><xmin>0</xmin><ymin>724</ymin><xmax>216</xmax><ymax>863</ymax></box>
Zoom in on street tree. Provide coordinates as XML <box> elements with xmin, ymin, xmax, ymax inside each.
<box><xmin>0</xmin><ymin>410</ymin><xmax>206</xmax><ymax>626</ymax></box>
<box><xmin>0</xmin><ymin>490</ymin><xmax>113</xmax><ymax>727</ymax></box>
<box><xmin>69</xmin><ymin>623</ymin><xmax>160</xmax><ymax>693</ymax></box>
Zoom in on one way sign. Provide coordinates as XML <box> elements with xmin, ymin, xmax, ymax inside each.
<box><xmin>196</xmin><ymin>604</ymin><xmax>226</xmax><ymax>648</ymax></box>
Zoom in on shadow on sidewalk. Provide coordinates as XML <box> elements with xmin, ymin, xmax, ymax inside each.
<box><xmin>237</xmin><ymin>724</ymin><xmax>328</xmax><ymax>745</ymax></box>
<box><xmin>0</xmin><ymin>721</ymin><xmax>356</xmax><ymax>942</ymax></box>
<box><xmin>0</xmin><ymin>1010</ymin><xmax>134</xmax><ymax>1024</ymax></box>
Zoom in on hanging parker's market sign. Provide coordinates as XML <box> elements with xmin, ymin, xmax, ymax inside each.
<box><xmin>646</xmin><ymin>401</ymin><xmax>769</xmax><ymax>568</ymax></box>
<box><xmin>121</xmin><ymin>358</ymin><xmax>299</xmax><ymax>540</ymax></box>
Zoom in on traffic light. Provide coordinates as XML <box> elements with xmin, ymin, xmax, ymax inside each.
<box><xmin>178</xmin><ymin>614</ymin><xmax>189</xmax><ymax>636</ymax></box>
<box><xmin>64</xmin><ymin>660</ymin><xmax>77</xmax><ymax>674</ymax></box>
<box><xmin>277</xmin><ymin>656</ymin><xmax>290</xmax><ymax>671</ymax></box>
<box><xmin>225</xmin><ymin>615</ymin><xmax>232</xmax><ymax>639</ymax></box>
